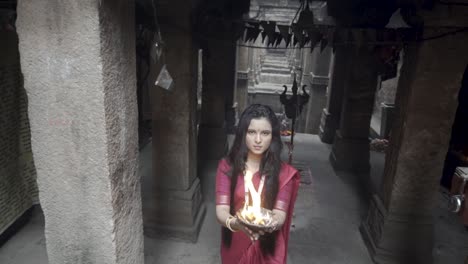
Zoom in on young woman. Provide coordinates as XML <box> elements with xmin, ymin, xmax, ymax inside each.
<box><xmin>215</xmin><ymin>104</ymin><xmax>301</xmax><ymax>263</ymax></box>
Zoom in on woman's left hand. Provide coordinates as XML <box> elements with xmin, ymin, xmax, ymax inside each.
<box><xmin>265</xmin><ymin>210</ymin><xmax>286</xmax><ymax>233</ymax></box>
<box><xmin>265</xmin><ymin>219</ymin><xmax>279</xmax><ymax>233</ymax></box>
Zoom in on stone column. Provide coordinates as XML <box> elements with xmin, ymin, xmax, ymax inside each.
<box><xmin>17</xmin><ymin>1</ymin><xmax>143</xmax><ymax>263</ymax></box>
<box><xmin>360</xmin><ymin>33</ymin><xmax>468</xmax><ymax>263</ymax></box>
<box><xmin>236</xmin><ymin>44</ymin><xmax>250</xmax><ymax>116</ymax></box>
<box><xmin>146</xmin><ymin>1</ymin><xmax>205</xmax><ymax>242</ymax></box>
<box><xmin>225</xmin><ymin>43</ymin><xmax>237</xmax><ymax>135</ymax></box>
<box><xmin>198</xmin><ymin>38</ymin><xmax>236</xmax><ymax>160</ymax></box>
<box><xmin>329</xmin><ymin>45</ymin><xmax>379</xmax><ymax>172</ymax></box>
<box><xmin>299</xmin><ymin>48</ymin><xmax>312</xmax><ymax>87</ymax></box>
<box><xmin>296</xmin><ymin>47</ymin><xmax>312</xmax><ymax>133</ymax></box>
<box><xmin>305</xmin><ymin>46</ymin><xmax>332</xmax><ymax>134</ymax></box>
<box><xmin>248</xmin><ymin>43</ymin><xmax>256</xmax><ymax>88</ymax></box>
<box><xmin>319</xmin><ymin>45</ymin><xmax>352</xmax><ymax>143</ymax></box>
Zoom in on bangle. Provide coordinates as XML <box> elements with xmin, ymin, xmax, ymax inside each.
<box><xmin>225</xmin><ymin>216</ymin><xmax>237</xmax><ymax>232</ymax></box>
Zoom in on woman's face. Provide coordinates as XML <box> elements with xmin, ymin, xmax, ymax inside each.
<box><xmin>245</xmin><ymin>118</ymin><xmax>272</xmax><ymax>157</ymax></box>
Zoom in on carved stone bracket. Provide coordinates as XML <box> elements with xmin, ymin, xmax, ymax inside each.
<box><xmin>310</xmin><ymin>72</ymin><xmax>329</xmax><ymax>86</ymax></box>
<box><xmin>237</xmin><ymin>70</ymin><xmax>249</xmax><ymax>80</ymax></box>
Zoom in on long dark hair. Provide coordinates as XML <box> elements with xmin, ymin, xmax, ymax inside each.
<box><xmin>222</xmin><ymin>104</ymin><xmax>283</xmax><ymax>255</ymax></box>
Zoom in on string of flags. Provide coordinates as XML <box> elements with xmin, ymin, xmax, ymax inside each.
<box><xmin>240</xmin><ymin>21</ymin><xmax>417</xmax><ymax>50</ymax></box>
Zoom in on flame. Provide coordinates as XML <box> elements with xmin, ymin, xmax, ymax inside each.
<box><xmin>241</xmin><ymin>171</ymin><xmax>267</xmax><ymax>225</ymax></box>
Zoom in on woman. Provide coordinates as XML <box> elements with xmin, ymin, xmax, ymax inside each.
<box><xmin>215</xmin><ymin>104</ymin><xmax>301</xmax><ymax>263</ymax></box>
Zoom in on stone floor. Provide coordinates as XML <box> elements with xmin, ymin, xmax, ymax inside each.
<box><xmin>0</xmin><ymin>134</ymin><xmax>467</xmax><ymax>264</ymax></box>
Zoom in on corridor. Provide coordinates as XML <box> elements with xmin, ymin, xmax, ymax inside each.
<box><xmin>1</xmin><ymin>134</ymin><xmax>466</xmax><ymax>264</ymax></box>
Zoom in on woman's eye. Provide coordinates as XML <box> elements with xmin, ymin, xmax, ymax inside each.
<box><xmin>248</xmin><ymin>130</ymin><xmax>255</xmax><ymax>135</ymax></box>
<box><xmin>262</xmin><ymin>131</ymin><xmax>270</xmax><ymax>136</ymax></box>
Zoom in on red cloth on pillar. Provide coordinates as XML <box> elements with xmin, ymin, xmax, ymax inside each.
<box><xmin>215</xmin><ymin>159</ymin><xmax>301</xmax><ymax>264</ymax></box>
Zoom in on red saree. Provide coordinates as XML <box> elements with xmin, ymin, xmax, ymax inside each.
<box><xmin>216</xmin><ymin>159</ymin><xmax>301</xmax><ymax>264</ymax></box>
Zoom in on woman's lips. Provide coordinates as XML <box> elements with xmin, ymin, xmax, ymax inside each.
<box><xmin>253</xmin><ymin>146</ymin><xmax>262</xmax><ymax>150</ymax></box>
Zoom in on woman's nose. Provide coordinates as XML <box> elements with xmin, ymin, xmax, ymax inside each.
<box><xmin>255</xmin><ymin>134</ymin><xmax>261</xmax><ymax>143</ymax></box>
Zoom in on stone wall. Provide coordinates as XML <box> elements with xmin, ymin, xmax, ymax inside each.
<box><xmin>0</xmin><ymin>29</ymin><xmax>38</xmax><ymax>235</ymax></box>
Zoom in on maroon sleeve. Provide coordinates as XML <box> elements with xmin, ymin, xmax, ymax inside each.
<box><xmin>274</xmin><ymin>177</ymin><xmax>294</xmax><ymax>212</ymax></box>
<box><xmin>216</xmin><ymin>159</ymin><xmax>231</xmax><ymax>205</ymax></box>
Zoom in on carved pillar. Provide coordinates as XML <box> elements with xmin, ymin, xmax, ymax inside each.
<box><xmin>329</xmin><ymin>45</ymin><xmax>379</xmax><ymax>173</ymax></box>
<box><xmin>361</xmin><ymin>33</ymin><xmax>468</xmax><ymax>263</ymax></box>
<box><xmin>248</xmin><ymin>43</ymin><xmax>256</xmax><ymax>88</ymax></box>
<box><xmin>319</xmin><ymin>45</ymin><xmax>352</xmax><ymax>143</ymax></box>
<box><xmin>198</xmin><ymin>37</ymin><xmax>236</xmax><ymax>160</ymax></box>
<box><xmin>146</xmin><ymin>1</ymin><xmax>205</xmax><ymax>242</ymax></box>
<box><xmin>236</xmin><ymin>44</ymin><xmax>250</xmax><ymax>116</ymax></box>
<box><xmin>296</xmin><ymin>47</ymin><xmax>312</xmax><ymax>133</ymax></box>
<box><xmin>305</xmin><ymin>46</ymin><xmax>332</xmax><ymax>134</ymax></box>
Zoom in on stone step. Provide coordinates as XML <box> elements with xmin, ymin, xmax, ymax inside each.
<box><xmin>264</xmin><ymin>54</ymin><xmax>289</xmax><ymax>60</ymax></box>
<box><xmin>262</xmin><ymin>60</ymin><xmax>290</xmax><ymax>67</ymax></box>
<box><xmin>248</xmin><ymin>82</ymin><xmax>293</xmax><ymax>95</ymax></box>
<box><xmin>262</xmin><ymin>62</ymin><xmax>290</xmax><ymax>68</ymax></box>
<box><xmin>261</xmin><ymin>67</ymin><xmax>291</xmax><ymax>75</ymax></box>
<box><xmin>263</xmin><ymin>56</ymin><xmax>289</xmax><ymax>62</ymax></box>
<box><xmin>266</xmin><ymin>50</ymin><xmax>288</xmax><ymax>56</ymax></box>
<box><xmin>259</xmin><ymin>73</ymin><xmax>292</xmax><ymax>84</ymax></box>
<box><xmin>263</xmin><ymin>54</ymin><xmax>289</xmax><ymax>60</ymax></box>
<box><xmin>262</xmin><ymin>64</ymin><xmax>290</xmax><ymax>71</ymax></box>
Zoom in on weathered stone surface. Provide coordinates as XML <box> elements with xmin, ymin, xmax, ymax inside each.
<box><xmin>305</xmin><ymin>46</ymin><xmax>332</xmax><ymax>134</ymax></box>
<box><xmin>143</xmin><ymin>178</ymin><xmax>205</xmax><ymax>242</ymax></box>
<box><xmin>148</xmin><ymin>0</ymin><xmax>204</xmax><ymax>243</ymax></box>
<box><xmin>198</xmin><ymin>37</ymin><xmax>236</xmax><ymax>160</ymax></box>
<box><xmin>0</xmin><ymin>30</ymin><xmax>39</xmax><ymax>237</ymax></box>
<box><xmin>330</xmin><ymin>131</ymin><xmax>371</xmax><ymax>172</ymax></box>
<box><xmin>330</xmin><ymin>46</ymin><xmax>378</xmax><ymax>172</ymax></box>
<box><xmin>16</xmin><ymin>0</ymin><xmax>143</xmax><ymax>263</ymax></box>
<box><xmin>319</xmin><ymin>46</ymin><xmax>351</xmax><ymax>143</ymax></box>
<box><xmin>361</xmin><ymin>31</ymin><xmax>468</xmax><ymax>264</ymax></box>
<box><xmin>236</xmin><ymin>46</ymin><xmax>250</xmax><ymax>115</ymax></box>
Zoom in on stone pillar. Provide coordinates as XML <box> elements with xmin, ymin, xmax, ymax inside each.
<box><xmin>360</xmin><ymin>33</ymin><xmax>468</xmax><ymax>263</ymax></box>
<box><xmin>319</xmin><ymin>45</ymin><xmax>352</xmax><ymax>143</ymax></box>
<box><xmin>296</xmin><ymin>47</ymin><xmax>312</xmax><ymax>133</ymax></box>
<box><xmin>17</xmin><ymin>1</ymin><xmax>143</xmax><ymax>263</ymax></box>
<box><xmin>299</xmin><ymin>48</ymin><xmax>312</xmax><ymax>87</ymax></box>
<box><xmin>225</xmin><ymin>44</ymin><xmax>237</xmax><ymax>134</ymax></box>
<box><xmin>329</xmin><ymin>45</ymin><xmax>379</xmax><ymax>173</ymax></box>
<box><xmin>248</xmin><ymin>43</ymin><xmax>256</xmax><ymax>88</ymax></box>
<box><xmin>305</xmin><ymin>46</ymin><xmax>332</xmax><ymax>134</ymax></box>
<box><xmin>236</xmin><ymin>44</ymin><xmax>250</xmax><ymax>116</ymax></box>
<box><xmin>146</xmin><ymin>1</ymin><xmax>205</xmax><ymax>242</ymax></box>
<box><xmin>198</xmin><ymin>38</ymin><xmax>236</xmax><ymax>159</ymax></box>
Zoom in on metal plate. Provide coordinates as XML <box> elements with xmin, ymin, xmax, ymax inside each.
<box><xmin>236</xmin><ymin>207</ymin><xmax>275</xmax><ymax>232</ymax></box>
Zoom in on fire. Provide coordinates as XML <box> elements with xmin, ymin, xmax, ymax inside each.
<box><xmin>241</xmin><ymin>171</ymin><xmax>272</xmax><ymax>225</ymax></box>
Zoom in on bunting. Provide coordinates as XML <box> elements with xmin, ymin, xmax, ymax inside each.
<box><xmin>197</xmin><ymin>17</ymin><xmax>418</xmax><ymax>49</ymax></box>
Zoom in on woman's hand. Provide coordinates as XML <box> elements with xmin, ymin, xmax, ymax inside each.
<box><xmin>231</xmin><ymin>218</ymin><xmax>261</xmax><ymax>241</ymax></box>
<box><xmin>265</xmin><ymin>209</ymin><xmax>287</xmax><ymax>233</ymax></box>
<box><xmin>265</xmin><ymin>219</ymin><xmax>280</xmax><ymax>233</ymax></box>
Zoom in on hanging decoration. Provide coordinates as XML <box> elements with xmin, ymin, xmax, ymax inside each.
<box><xmin>155</xmin><ymin>64</ymin><xmax>174</xmax><ymax>91</ymax></box>
<box><xmin>237</xmin><ymin>20</ymin><xmax>417</xmax><ymax>51</ymax></box>
<box><xmin>148</xmin><ymin>0</ymin><xmax>174</xmax><ymax>91</ymax></box>
<box><xmin>277</xmin><ymin>25</ymin><xmax>292</xmax><ymax>47</ymax></box>
<box><xmin>245</xmin><ymin>22</ymin><xmax>261</xmax><ymax>42</ymax></box>
<box><xmin>195</xmin><ymin>1</ymin><xmax>420</xmax><ymax>51</ymax></box>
